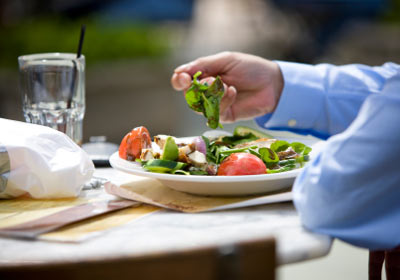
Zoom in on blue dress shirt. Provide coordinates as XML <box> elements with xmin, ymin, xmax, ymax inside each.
<box><xmin>255</xmin><ymin>61</ymin><xmax>400</xmax><ymax>250</ymax></box>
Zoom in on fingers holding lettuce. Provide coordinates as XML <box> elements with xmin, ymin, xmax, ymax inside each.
<box><xmin>171</xmin><ymin>52</ymin><xmax>284</xmax><ymax>127</ymax></box>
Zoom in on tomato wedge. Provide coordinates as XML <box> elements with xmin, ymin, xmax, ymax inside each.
<box><xmin>217</xmin><ymin>153</ymin><xmax>266</xmax><ymax>176</ymax></box>
<box><xmin>119</xmin><ymin>126</ymin><xmax>152</xmax><ymax>161</ymax></box>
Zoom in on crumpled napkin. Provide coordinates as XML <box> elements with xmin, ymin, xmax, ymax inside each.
<box><xmin>0</xmin><ymin>118</ymin><xmax>94</xmax><ymax>199</ymax></box>
<box><xmin>105</xmin><ymin>173</ymin><xmax>292</xmax><ymax>213</ymax></box>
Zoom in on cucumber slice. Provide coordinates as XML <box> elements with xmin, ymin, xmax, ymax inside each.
<box><xmin>143</xmin><ymin>159</ymin><xmax>186</xmax><ymax>173</ymax></box>
<box><xmin>233</xmin><ymin>126</ymin><xmax>273</xmax><ymax>138</ymax></box>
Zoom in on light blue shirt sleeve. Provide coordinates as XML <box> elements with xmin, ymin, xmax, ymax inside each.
<box><xmin>255</xmin><ymin>61</ymin><xmax>400</xmax><ymax>139</ymax></box>
<box><xmin>256</xmin><ymin>61</ymin><xmax>400</xmax><ymax>250</ymax></box>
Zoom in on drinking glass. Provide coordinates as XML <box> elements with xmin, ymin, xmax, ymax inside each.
<box><xmin>18</xmin><ymin>53</ymin><xmax>85</xmax><ymax>145</ymax></box>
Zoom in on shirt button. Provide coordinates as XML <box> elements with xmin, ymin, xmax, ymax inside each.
<box><xmin>288</xmin><ymin>119</ymin><xmax>297</xmax><ymax>127</ymax></box>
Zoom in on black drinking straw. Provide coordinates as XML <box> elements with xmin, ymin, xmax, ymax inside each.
<box><xmin>76</xmin><ymin>24</ymin><xmax>86</xmax><ymax>58</ymax></box>
<box><xmin>68</xmin><ymin>24</ymin><xmax>86</xmax><ymax>109</ymax></box>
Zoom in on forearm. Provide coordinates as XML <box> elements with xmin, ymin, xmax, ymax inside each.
<box><xmin>256</xmin><ymin>61</ymin><xmax>400</xmax><ymax>138</ymax></box>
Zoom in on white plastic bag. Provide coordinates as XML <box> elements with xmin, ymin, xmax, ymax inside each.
<box><xmin>0</xmin><ymin>118</ymin><xmax>94</xmax><ymax>199</ymax></box>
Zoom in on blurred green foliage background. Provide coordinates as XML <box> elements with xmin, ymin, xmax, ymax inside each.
<box><xmin>0</xmin><ymin>18</ymin><xmax>171</xmax><ymax>69</ymax></box>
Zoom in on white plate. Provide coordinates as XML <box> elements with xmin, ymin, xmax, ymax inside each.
<box><xmin>109</xmin><ymin>132</ymin><xmax>325</xmax><ymax>196</ymax></box>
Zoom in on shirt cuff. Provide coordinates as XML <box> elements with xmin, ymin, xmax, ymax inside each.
<box><xmin>256</xmin><ymin>61</ymin><xmax>327</xmax><ymax>135</ymax></box>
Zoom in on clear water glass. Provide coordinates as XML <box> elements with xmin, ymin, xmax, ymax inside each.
<box><xmin>18</xmin><ymin>53</ymin><xmax>85</xmax><ymax>145</ymax></box>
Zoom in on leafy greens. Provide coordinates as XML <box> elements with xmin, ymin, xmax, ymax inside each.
<box><xmin>185</xmin><ymin>71</ymin><xmax>225</xmax><ymax>129</ymax></box>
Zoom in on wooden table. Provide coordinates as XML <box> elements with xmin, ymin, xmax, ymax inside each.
<box><xmin>0</xmin><ymin>168</ymin><xmax>332</xmax><ymax>280</ymax></box>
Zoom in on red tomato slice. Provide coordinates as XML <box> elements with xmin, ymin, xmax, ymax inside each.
<box><xmin>217</xmin><ymin>153</ymin><xmax>266</xmax><ymax>176</ymax></box>
<box><xmin>119</xmin><ymin>126</ymin><xmax>151</xmax><ymax>161</ymax></box>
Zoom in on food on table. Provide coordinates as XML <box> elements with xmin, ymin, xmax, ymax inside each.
<box><xmin>233</xmin><ymin>126</ymin><xmax>274</xmax><ymax>139</ymax></box>
<box><xmin>119</xmin><ymin>126</ymin><xmax>152</xmax><ymax>161</ymax></box>
<box><xmin>143</xmin><ymin>159</ymin><xmax>186</xmax><ymax>173</ymax></box>
<box><xmin>217</xmin><ymin>153</ymin><xmax>267</xmax><ymax>176</ymax></box>
<box><xmin>185</xmin><ymin>71</ymin><xmax>225</xmax><ymax>129</ymax></box>
<box><xmin>118</xmin><ymin>125</ymin><xmax>312</xmax><ymax>176</ymax></box>
<box><xmin>161</xmin><ymin>136</ymin><xmax>179</xmax><ymax>161</ymax></box>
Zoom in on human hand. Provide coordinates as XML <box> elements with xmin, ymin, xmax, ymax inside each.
<box><xmin>171</xmin><ymin>52</ymin><xmax>284</xmax><ymax>122</ymax></box>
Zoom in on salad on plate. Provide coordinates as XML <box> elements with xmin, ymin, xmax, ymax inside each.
<box><xmin>118</xmin><ymin>125</ymin><xmax>312</xmax><ymax>176</ymax></box>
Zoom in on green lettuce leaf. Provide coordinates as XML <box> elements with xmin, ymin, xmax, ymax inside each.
<box><xmin>185</xmin><ymin>71</ymin><xmax>225</xmax><ymax>129</ymax></box>
<box><xmin>290</xmin><ymin>142</ymin><xmax>312</xmax><ymax>155</ymax></box>
<box><xmin>259</xmin><ymin>147</ymin><xmax>279</xmax><ymax>168</ymax></box>
<box><xmin>270</xmin><ymin>140</ymin><xmax>290</xmax><ymax>153</ymax></box>
<box><xmin>221</xmin><ymin>133</ymin><xmax>258</xmax><ymax>146</ymax></box>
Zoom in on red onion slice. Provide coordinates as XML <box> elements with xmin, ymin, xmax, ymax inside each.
<box><xmin>193</xmin><ymin>136</ymin><xmax>207</xmax><ymax>155</ymax></box>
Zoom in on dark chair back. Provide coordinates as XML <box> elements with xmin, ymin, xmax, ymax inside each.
<box><xmin>0</xmin><ymin>236</ymin><xmax>276</xmax><ymax>280</ymax></box>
